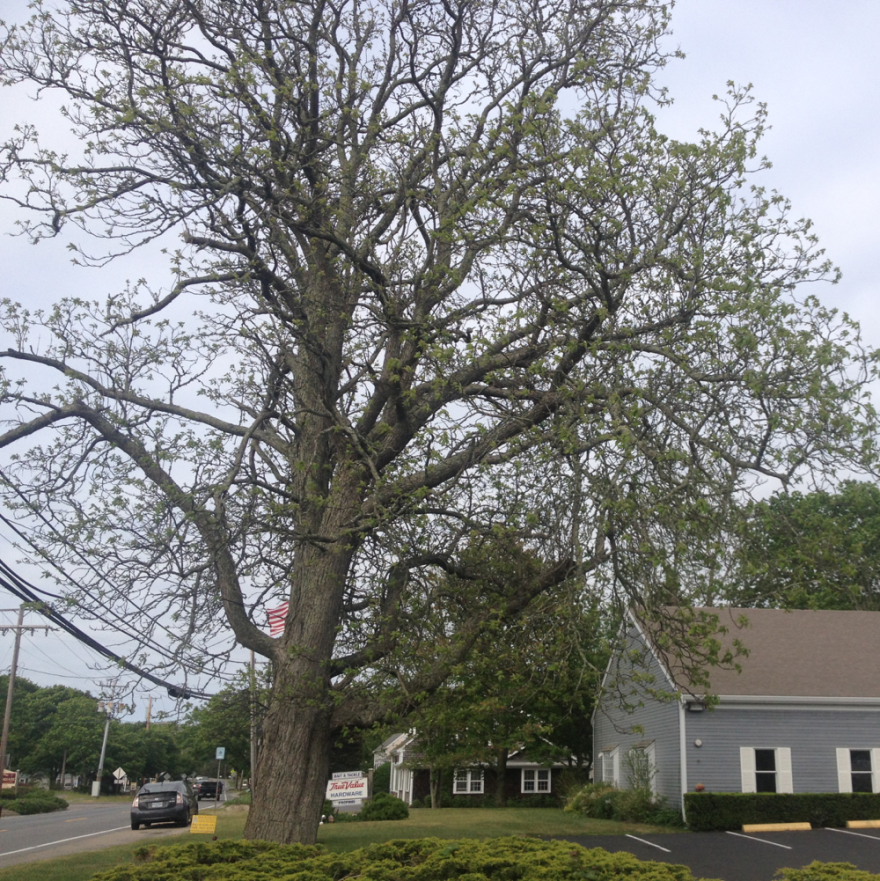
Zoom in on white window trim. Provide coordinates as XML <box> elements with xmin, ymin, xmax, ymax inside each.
<box><xmin>453</xmin><ymin>769</ymin><xmax>484</xmax><ymax>795</ymax></box>
<box><xmin>740</xmin><ymin>747</ymin><xmax>792</xmax><ymax>794</ymax></box>
<box><xmin>836</xmin><ymin>748</ymin><xmax>880</xmax><ymax>793</ymax></box>
<box><xmin>521</xmin><ymin>768</ymin><xmax>551</xmax><ymax>794</ymax></box>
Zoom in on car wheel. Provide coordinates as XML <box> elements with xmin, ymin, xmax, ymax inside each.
<box><xmin>131</xmin><ymin>821</ymin><xmax>140</xmax><ymax>831</ymax></box>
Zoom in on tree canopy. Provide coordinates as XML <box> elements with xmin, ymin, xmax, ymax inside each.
<box><xmin>730</xmin><ymin>481</ymin><xmax>880</xmax><ymax>611</ymax></box>
<box><xmin>0</xmin><ymin>0</ymin><xmax>876</xmax><ymax>843</ymax></box>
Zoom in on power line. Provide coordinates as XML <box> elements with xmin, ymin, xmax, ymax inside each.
<box><xmin>0</xmin><ymin>506</ymin><xmax>231</xmax><ymax>674</ymax></box>
<box><xmin>0</xmin><ymin>557</ymin><xmax>212</xmax><ymax>700</ymax></box>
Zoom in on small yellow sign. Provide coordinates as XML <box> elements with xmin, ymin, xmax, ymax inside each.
<box><xmin>190</xmin><ymin>814</ymin><xmax>218</xmax><ymax>834</ymax></box>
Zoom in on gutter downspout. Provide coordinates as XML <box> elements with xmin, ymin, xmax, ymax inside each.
<box><xmin>679</xmin><ymin>699</ymin><xmax>687</xmax><ymax>824</ymax></box>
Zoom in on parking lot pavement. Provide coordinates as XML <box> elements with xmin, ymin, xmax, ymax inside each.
<box><xmin>553</xmin><ymin>828</ymin><xmax>880</xmax><ymax>881</ymax></box>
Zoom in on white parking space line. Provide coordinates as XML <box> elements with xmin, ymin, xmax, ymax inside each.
<box><xmin>625</xmin><ymin>834</ymin><xmax>671</xmax><ymax>853</ymax></box>
<box><xmin>825</xmin><ymin>827</ymin><xmax>880</xmax><ymax>842</ymax></box>
<box><xmin>0</xmin><ymin>825</ymin><xmax>131</xmax><ymax>858</ymax></box>
<box><xmin>725</xmin><ymin>831</ymin><xmax>792</xmax><ymax>850</ymax></box>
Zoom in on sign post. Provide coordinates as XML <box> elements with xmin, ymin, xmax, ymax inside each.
<box><xmin>215</xmin><ymin>747</ymin><xmax>225</xmax><ymax>805</ymax></box>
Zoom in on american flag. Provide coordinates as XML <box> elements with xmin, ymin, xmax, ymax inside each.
<box><xmin>267</xmin><ymin>602</ymin><xmax>288</xmax><ymax>636</ymax></box>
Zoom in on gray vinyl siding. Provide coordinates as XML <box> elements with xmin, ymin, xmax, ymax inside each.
<box><xmin>684</xmin><ymin>705</ymin><xmax>880</xmax><ymax>793</ymax></box>
<box><xmin>593</xmin><ymin>623</ymin><xmax>681</xmax><ymax>805</ymax></box>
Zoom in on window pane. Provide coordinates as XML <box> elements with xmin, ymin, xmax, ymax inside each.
<box><xmin>852</xmin><ymin>750</ymin><xmax>872</xmax><ymax>773</ymax></box>
<box><xmin>755</xmin><ymin>772</ymin><xmax>777</xmax><ymax>793</ymax></box>
<box><xmin>853</xmin><ymin>773</ymin><xmax>873</xmax><ymax>793</ymax></box>
<box><xmin>755</xmin><ymin>750</ymin><xmax>776</xmax><ymax>772</ymax></box>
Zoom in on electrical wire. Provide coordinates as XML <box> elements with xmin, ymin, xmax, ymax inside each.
<box><xmin>0</xmin><ymin>505</ymin><xmax>238</xmax><ymax>677</ymax></box>
<box><xmin>0</xmin><ymin>556</ymin><xmax>213</xmax><ymax>699</ymax></box>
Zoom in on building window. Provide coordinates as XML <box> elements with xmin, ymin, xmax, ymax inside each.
<box><xmin>755</xmin><ymin>749</ymin><xmax>777</xmax><ymax>793</ymax></box>
<box><xmin>837</xmin><ymin>748</ymin><xmax>880</xmax><ymax>793</ymax></box>
<box><xmin>522</xmin><ymin>769</ymin><xmax>551</xmax><ymax>793</ymax></box>
<box><xmin>599</xmin><ymin>746</ymin><xmax>619</xmax><ymax>787</ymax></box>
<box><xmin>740</xmin><ymin>747</ymin><xmax>793</xmax><ymax>794</ymax></box>
<box><xmin>851</xmin><ymin>751</ymin><xmax>873</xmax><ymax>793</ymax></box>
<box><xmin>453</xmin><ymin>769</ymin><xmax>483</xmax><ymax>794</ymax></box>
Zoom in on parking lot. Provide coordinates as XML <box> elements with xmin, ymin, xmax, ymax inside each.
<box><xmin>556</xmin><ymin>828</ymin><xmax>880</xmax><ymax>881</ymax></box>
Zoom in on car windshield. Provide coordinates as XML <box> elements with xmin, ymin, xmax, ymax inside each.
<box><xmin>139</xmin><ymin>782</ymin><xmax>181</xmax><ymax>794</ymax></box>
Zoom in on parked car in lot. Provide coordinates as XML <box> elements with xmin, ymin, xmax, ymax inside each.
<box><xmin>131</xmin><ymin>780</ymin><xmax>198</xmax><ymax>829</ymax></box>
<box><xmin>194</xmin><ymin>779</ymin><xmax>224</xmax><ymax>800</ymax></box>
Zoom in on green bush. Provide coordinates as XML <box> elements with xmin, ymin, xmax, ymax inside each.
<box><xmin>89</xmin><ymin>836</ymin><xmax>715</xmax><ymax>880</ymax></box>
<box><xmin>372</xmin><ymin>761</ymin><xmax>391</xmax><ymax>794</ymax></box>
<box><xmin>358</xmin><ymin>791</ymin><xmax>409</xmax><ymax>821</ymax></box>
<box><xmin>6</xmin><ymin>792</ymin><xmax>68</xmax><ymax>814</ymax></box>
<box><xmin>565</xmin><ymin>783</ymin><xmax>682</xmax><ymax>827</ymax></box>
<box><xmin>684</xmin><ymin>792</ymin><xmax>880</xmax><ymax>832</ymax></box>
<box><xmin>775</xmin><ymin>863</ymin><xmax>880</xmax><ymax>881</ymax></box>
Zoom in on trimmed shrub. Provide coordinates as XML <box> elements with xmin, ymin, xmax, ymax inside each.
<box><xmin>684</xmin><ymin>792</ymin><xmax>880</xmax><ymax>832</ymax></box>
<box><xmin>358</xmin><ymin>791</ymin><xmax>409</xmax><ymax>821</ymax></box>
<box><xmin>90</xmin><ymin>836</ymin><xmax>713</xmax><ymax>881</ymax></box>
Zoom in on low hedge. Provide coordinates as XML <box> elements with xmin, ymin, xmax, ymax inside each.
<box><xmin>685</xmin><ymin>792</ymin><xmax>880</xmax><ymax>831</ymax></box>
<box><xmin>89</xmin><ymin>837</ymin><xmax>715</xmax><ymax>880</ymax></box>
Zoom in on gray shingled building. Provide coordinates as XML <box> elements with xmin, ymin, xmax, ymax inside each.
<box><xmin>592</xmin><ymin>607</ymin><xmax>880</xmax><ymax>817</ymax></box>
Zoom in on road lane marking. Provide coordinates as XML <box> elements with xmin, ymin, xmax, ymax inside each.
<box><xmin>65</xmin><ymin>817</ymin><xmax>87</xmax><ymax>822</ymax></box>
<box><xmin>826</xmin><ymin>827</ymin><xmax>880</xmax><ymax>842</ymax></box>
<box><xmin>0</xmin><ymin>825</ymin><xmax>131</xmax><ymax>858</ymax></box>
<box><xmin>625</xmin><ymin>834</ymin><xmax>671</xmax><ymax>853</ymax></box>
<box><xmin>725</xmin><ymin>831</ymin><xmax>792</xmax><ymax>850</ymax></box>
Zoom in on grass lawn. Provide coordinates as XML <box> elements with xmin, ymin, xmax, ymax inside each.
<box><xmin>317</xmin><ymin>807</ymin><xmax>683</xmax><ymax>852</ymax></box>
<box><xmin>0</xmin><ymin>806</ymin><xmax>682</xmax><ymax>881</ymax></box>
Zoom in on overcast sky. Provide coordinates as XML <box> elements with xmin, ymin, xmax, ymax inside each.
<box><xmin>0</xmin><ymin>0</ymin><xmax>878</xmax><ymax>711</ymax></box>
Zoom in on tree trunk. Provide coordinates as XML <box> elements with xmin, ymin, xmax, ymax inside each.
<box><xmin>494</xmin><ymin>747</ymin><xmax>509</xmax><ymax>807</ymax></box>
<box><xmin>429</xmin><ymin>767</ymin><xmax>442</xmax><ymax>809</ymax></box>
<box><xmin>243</xmin><ymin>542</ymin><xmax>352</xmax><ymax>844</ymax></box>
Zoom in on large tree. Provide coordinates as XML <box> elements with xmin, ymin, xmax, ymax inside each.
<box><xmin>0</xmin><ymin>0</ymin><xmax>876</xmax><ymax>843</ymax></box>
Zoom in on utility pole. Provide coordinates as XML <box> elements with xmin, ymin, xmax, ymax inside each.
<box><xmin>0</xmin><ymin>605</ymin><xmax>57</xmax><ymax>793</ymax></box>
<box><xmin>145</xmin><ymin>696</ymin><xmax>152</xmax><ymax>732</ymax></box>
<box><xmin>93</xmin><ymin>695</ymin><xmax>126</xmax><ymax>797</ymax></box>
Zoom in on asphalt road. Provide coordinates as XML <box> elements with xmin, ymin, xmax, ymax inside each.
<box><xmin>0</xmin><ymin>800</ymin><xmax>198</xmax><ymax>869</ymax></box>
<box><xmin>556</xmin><ymin>828</ymin><xmax>880</xmax><ymax>881</ymax></box>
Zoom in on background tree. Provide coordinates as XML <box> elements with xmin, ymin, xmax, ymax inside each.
<box><xmin>0</xmin><ymin>0</ymin><xmax>876</xmax><ymax>844</ymax></box>
<box><xmin>406</xmin><ymin>568</ymin><xmax>607</xmax><ymax>806</ymax></box>
<box><xmin>730</xmin><ymin>481</ymin><xmax>880</xmax><ymax>611</ymax></box>
<box><xmin>179</xmin><ymin>687</ymin><xmax>254</xmax><ymax>777</ymax></box>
